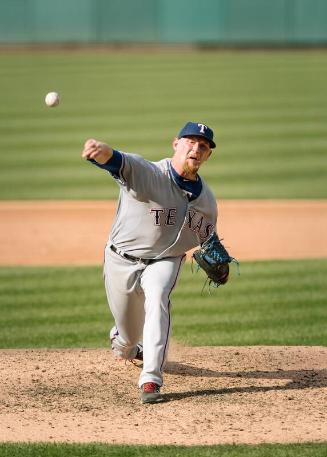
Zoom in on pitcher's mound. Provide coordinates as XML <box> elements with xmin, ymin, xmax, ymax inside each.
<box><xmin>0</xmin><ymin>345</ymin><xmax>326</xmax><ymax>445</ymax></box>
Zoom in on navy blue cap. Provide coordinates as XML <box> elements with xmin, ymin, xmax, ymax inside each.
<box><xmin>177</xmin><ymin>122</ymin><xmax>216</xmax><ymax>148</ymax></box>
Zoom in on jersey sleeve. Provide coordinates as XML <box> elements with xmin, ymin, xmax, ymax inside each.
<box><xmin>89</xmin><ymin>150</ymin><xmax>163</xmax><ymax>198</ymax></box>
<box><xmin>113</xmin><ymin>152</ymin><xmax>162</xmax><ymax>198</ymax></box>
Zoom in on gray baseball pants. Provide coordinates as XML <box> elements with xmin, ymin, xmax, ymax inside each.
<box><xmin>104</xmin><ymin>245</ymin><xmax>185</xmax><ymax>387</ymax></box>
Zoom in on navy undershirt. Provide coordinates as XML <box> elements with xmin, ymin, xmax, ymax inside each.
<box><xmin>90</xmin><ymin>149</ymin><xmax>122</xmax><ymax>178</ymax></box>
<box><xmin>169</xmin><ymin>164</ymin><xmax>202</xmax><ymax>201</ymax></box>
<box><xmin>91</xmin><ymin>150</ymin><xmax>202</xmax><ymax>201</ymax></box>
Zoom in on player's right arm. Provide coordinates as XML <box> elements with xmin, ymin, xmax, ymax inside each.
<box><xmin>82</xmin><ymin>139</ymin><xmax>159</xmax><ymax>196</ymax></box>
<box><xmin>82</xmin><ymin>139</ymin><xmax>113</xmax><ymax>164</ymax></box>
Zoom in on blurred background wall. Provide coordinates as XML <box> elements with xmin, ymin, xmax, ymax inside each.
<box><xmin>0</xmin><ymin>0</ymin><xmax>326</xmax><ymax>46</ymax></box>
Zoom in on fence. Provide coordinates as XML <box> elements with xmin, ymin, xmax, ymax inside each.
<box><xmin>0</xmin><ymin>0</ymin><xmax>326</xmax><ymax>45</ymax></box>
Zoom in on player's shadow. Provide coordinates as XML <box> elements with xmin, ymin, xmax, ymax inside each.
<box><xmin>163</xmin><ymin>361</ymin><xmax>327</xmax><ymax>402</ymax></box>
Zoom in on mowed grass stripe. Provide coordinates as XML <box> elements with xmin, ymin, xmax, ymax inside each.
<box><xmin>1</xmin><ymin>96</ymin><xmax>327</xmax><ymax>120</ymax></box>
<box><xmin>3</xmin><ymin>119</ymin><xmax>327</xmax><ymax>139</ymax></box>
<box><xmin>0</xmin><ymin>50</ymin><xmax>326</xmax><ymax>199</ymax></box>
<box><xmin>2</xmin><ymin>107</ymin><xmax>327</xmax><ymax>133</ymax></box>
<box><xmin>0</xmin><ymin>443</ymin><xmax>327</xmax><ymax>457</ymax></box>
<box><xmin>1</xmin><ymin>136</ymin><xmax>326</xmax><ymax>161</ymax></box>
<box><xmin>1</xmin><ymin>51</ymin><xmax>325</xmax><ymax>83</ymax></box>
<box><xmin>0</xmin><ymin>259</ymin><xmax>326</xmax><ymax>348</ymax></box>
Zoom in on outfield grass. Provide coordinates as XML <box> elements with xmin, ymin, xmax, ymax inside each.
<box><xmin>0</xmin><ymin>258</ymin><xmax>326</xmax><ymax>348</ymax></box>
<box><xmin>0</xmin><ymin>50</ymin><xmax>327</xmax><ymax>199</ymax></box>
<box><xmin>0</xmin><ymin>443</ymin><xmax>326</xmax><ymax>457</ymax></box>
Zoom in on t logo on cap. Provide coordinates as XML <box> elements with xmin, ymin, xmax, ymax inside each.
<box><xmin>197</xmin><ymin>123</ymin><xmax>207</xmax><ymax>133</ymax></box>
<box><xmin>177</xmin><ymin>121</ymin><xmax>216</xmax><ymax>149</ymax></box>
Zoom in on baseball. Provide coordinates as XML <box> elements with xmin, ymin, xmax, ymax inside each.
<box><xmin>45</xmin><ymin>92</ymin><xmax>60</xmax><ymax>107</ymax></box>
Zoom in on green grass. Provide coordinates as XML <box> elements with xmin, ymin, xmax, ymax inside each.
<box><xmin>0</xmin><ymin>258</ymin><xmax>326</xmax><ymax>348</ymax></box>
<box><xmin>0</xmin><ymin>266</ymin><xmax>109</xmax><ymax>348</ymax></box>
<box><xmin>0</xmin><ymin>443</ymin><xmax>327</xmax><ymax>457</ymax></box>
<box><xmin>0</xmin><ymin>49</ymin><xmax>327</xmax><ymax>199</ymax></box>
<box><xmin>174</xmin><ymin>258</ymin><xmax>327</xmax><ymax>346</ymax></box>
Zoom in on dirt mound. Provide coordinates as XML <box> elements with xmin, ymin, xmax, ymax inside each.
<box><xmin>1</xmin><ymin>345</ymin><xmax>326</xmax><ymax>445</ymax></box>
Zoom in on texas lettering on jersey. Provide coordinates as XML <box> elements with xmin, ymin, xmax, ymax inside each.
<box><xmin>150</xmin><ymin>207</ymin><xmax>214</xmax><ymax>241</ymax></box>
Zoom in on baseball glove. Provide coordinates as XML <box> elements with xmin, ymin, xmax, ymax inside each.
<box><xmin>193</xmin><ymin>232</ymin><xmax>238</xmax><ymax>289</ymax></box>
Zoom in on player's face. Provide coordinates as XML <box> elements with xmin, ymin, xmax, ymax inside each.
<box><xmin>172</xmin><ymin>135</ymin><xmax>212</xmax><ymax>179</ymax></box>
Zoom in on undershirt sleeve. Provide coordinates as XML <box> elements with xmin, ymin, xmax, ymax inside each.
<box><xmin>89</xmin><ymin>150</ymin><xmax>122</xmax><ymax>178</ymax></box>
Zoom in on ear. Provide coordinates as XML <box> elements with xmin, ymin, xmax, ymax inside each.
<box><xmin>172</xmin><ymin>137</ymin><xmax>179</xmax><ymax>152</ymax></box>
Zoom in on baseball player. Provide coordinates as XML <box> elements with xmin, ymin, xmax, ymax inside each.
<box><xmin>82</xmin><ymin>122</ymin><xmax>218</xmax><ymax>404</ymax></box>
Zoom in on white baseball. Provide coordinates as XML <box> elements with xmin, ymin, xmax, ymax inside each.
<box><xmin>45</xmin><ymin>92</ymin><xmax>60</xmax><ymax>107</ymax></box>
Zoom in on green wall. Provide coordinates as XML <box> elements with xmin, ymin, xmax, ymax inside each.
<box><xmin>0</xmin><ymin>0</ymin><xmax>326</xmax><ymax>44</ymax></box>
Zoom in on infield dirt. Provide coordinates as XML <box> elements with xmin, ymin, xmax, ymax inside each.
<box><xmin>1</xmin><ymin>200</ymin><xmax>327</xmax><ymax>265</ymax></box>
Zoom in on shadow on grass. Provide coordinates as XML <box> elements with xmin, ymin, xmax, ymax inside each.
<box><xmin>163</xmin><ymin>361</ymin><xmax>327</xmax><ymax>402</ymax></box>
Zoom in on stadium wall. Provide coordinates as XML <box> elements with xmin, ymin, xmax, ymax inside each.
<box><xmin>0</xmin><ymin>0</ymin><xmax>326</xmax><ymax>45</ymax></box>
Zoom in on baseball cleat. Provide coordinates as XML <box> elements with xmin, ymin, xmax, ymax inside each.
<box><xmin>141</xmin><ymin>382</ymin><xmax>163</xmax><ymax>404</ymax></box>
<box><xmin>109</xmin><ymin>326</ymin><xmax>119</xmax><ymax>346</ymax></box>
<box><xmin>134</xmin><ymin>343</ymin><xmax>143</xmax><ymax>361</ymax></box>
<box><xmin>110</xmin><ymin>327</ymin><xmax>143</xmax><ymax>362</ymax></box>
<box><xmin>129</xmin><ymin>343</ymin><xmax>143</xmax><ymax>365</ymax></box>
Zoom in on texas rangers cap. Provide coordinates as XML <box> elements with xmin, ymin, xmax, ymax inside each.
<box><xmin>177</xmin><ymin>121</ymin><xmax>216</xmax><ymax>148</ymax></box>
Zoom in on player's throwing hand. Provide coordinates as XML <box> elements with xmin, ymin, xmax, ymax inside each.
<box><xmin>82</xmin><ymin>138</ymin><xmax>113</xmax><ymax>164</ymax></box>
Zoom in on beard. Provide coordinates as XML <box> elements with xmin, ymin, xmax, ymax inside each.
<box><xmin>183</xmin><ymin>159</ymin><xmax>199</xmax><ymax>180</ymax></box>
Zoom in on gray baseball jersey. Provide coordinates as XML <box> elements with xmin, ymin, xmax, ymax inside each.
<box><xmin>94</xmin><ymin>150</ymin><xmax>218</xmax><ymax>388</ymax></box>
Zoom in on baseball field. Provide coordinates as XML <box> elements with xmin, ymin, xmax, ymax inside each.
<box><xmin>0</xmin><ymin>48</ymin><xmax>326</xmax><ymax>456</ymax></box>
